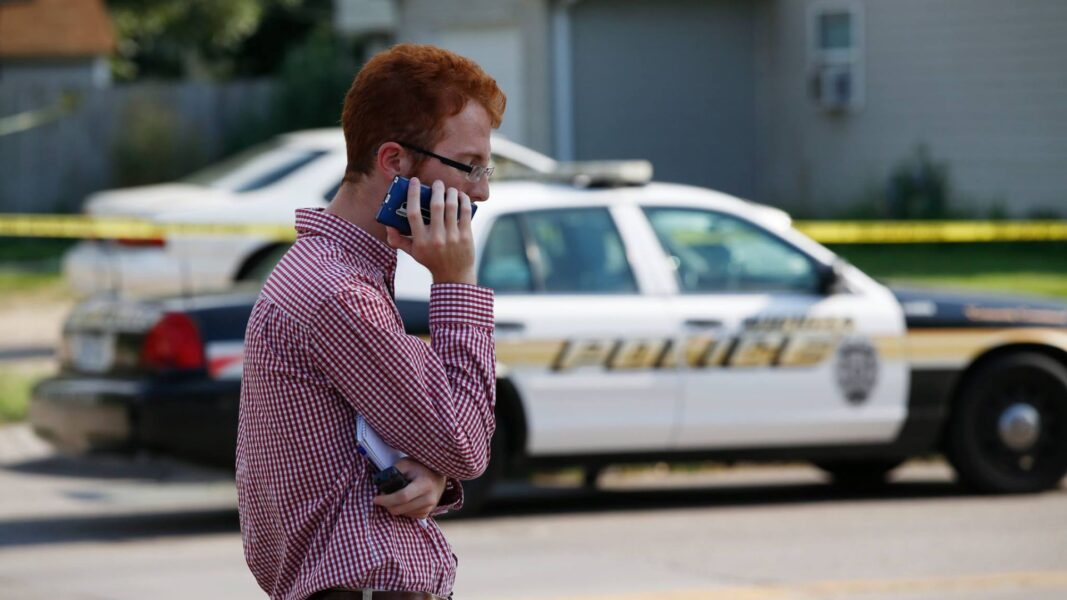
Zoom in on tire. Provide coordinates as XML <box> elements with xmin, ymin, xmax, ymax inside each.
<box><xmin>447</xmin><ymin>423</ymin><xmax>506</xmax><ymax>518</ymax></box>
<box><xmin>236</xmin><ymin>244</ymin><xmax>291</xmax><ymax>284</ymax></box>
<box><xmin>814</xmin><ymin>458</ymin><xmax>904</xmax><ymax>489</ymax></box>
<box><xmin>945</xmin><ymin>352</ymin><xmax>1067</xmax><ymax>494</ymax></box>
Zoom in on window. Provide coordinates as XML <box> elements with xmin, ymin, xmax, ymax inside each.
<box><xmin>479</xmin><ymin>208</ymin><xmax>638</xmax><ymax>295</ymax></box>
<box><xmin>478</xmin><ymin>215</ymin><xmax>534</xmax><ymax>293</ymax></box>
<box><xmin>818</xmin><ymin>11</ymin><xmax>852</xmax><ymax>50</ymax></box>
<box><xmin>524</xmin><ymin>208</ymin><xmax>637</xmax><ymax>294</ymax></box>
<box><xmin>808</xmin><ymin>1</ymin><xmax>864</xmax><ymax>113</ymax></box>
<box><xmin>644</xmin><ymin>207</ymin><xmax>819</xmax><ymax>294</ymax></box>
<box><xmin>183</xmin><ymin>141</ymin><xmax>328</xmax><ymax>193</ymax></box>
<box><xmin>323</xmin><ymin>179</ymin><xmax>342</xmax><ymax>202</ymax></box>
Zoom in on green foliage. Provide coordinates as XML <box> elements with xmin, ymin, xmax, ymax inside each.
<box><xmin>112</xmin><ymin>100</ymin><xmax>205</xmax><ymax>187</ymax></box>
<box><xmin>273</xmin><ymin>30</ymin><xmax>354</xmax><ymax>131</ymax></box>
<box><xmin>0</xmin><ymin>239</ymin><xmax>75</xmax><ymax>263</ymax></box>
<box><xmin>108</xmin><ymin>0</ymin><xmax>324</xmax><ymax>81</ymax></box>
<box><xmin>831</xmin><ymin>242</ymin><xmax>1067</xmax><ymax>300</ymax></box>
<box><xmin>885</xmin><ymin>144</ymin><xmax>952</xmax><ymax>219</ymax></box>
<box><xmin>221</xmin><ymin>30</ymin><xmax>356</xmax><ymax>154</ymax></box>
<box><xmin>832</xmin><ymin>145</ymin><xmax>1038</xmax><ymax>221</ymax></box>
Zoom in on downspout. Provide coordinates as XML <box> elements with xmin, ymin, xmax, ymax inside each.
<box><xmin>552</xmin><ymin>0</ymin><xmax>579</xmax><ymax>161</ymax></box>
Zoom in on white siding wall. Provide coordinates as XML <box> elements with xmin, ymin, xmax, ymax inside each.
<box><xmin>755</xmin><ymin>0</ymin><xmax>1067</xmax><ymax>216</ymax></box>
<box><xmin>396</xmin><ymin>0</ymin><xmax>554</xmax><ymax>155</ymax></box>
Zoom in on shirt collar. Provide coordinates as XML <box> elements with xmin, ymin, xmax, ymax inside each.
<box><xmin>294</xmin><ymin>208</ymin><xmax>397</xmax><ymax>283</ymax></box>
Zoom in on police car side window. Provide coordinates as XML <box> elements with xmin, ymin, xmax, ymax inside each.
<box><xmin>524</xmin><ymin>208</ymin><xmax>638</xmax><ymax>294</ymax></box>
<box><xmin>479</xmin><ymin>215</ymin><xmax>535</xmax><ymax>293</ymax></box>
<box><xmin>644</xmin><ymin>207</ymin><xmax>819</xmax><ymax>294</ymax></box>
<box><xmin>323</xmin><ymin>179</ymin><xmax>342</xmax><ymax>202</ymax></box>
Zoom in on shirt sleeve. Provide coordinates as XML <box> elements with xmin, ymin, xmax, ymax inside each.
<box><xmin>311</xmin><ymin>282</ymin><xmax>496</xmax><ymax>481</ymax></box>
<box><xmin>432</xmin><ymin>478</ymin><xmax>464</xmax><ymax>516</ymax></box>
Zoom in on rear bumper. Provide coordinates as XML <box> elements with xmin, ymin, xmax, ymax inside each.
<box><xmin>30</xmin><ymin>375</ymin><xmax>240</xmax><ymax>468</ymax></box>
<box><xmin>63</xmin><ymin>241</ymin><xmax>185</xmax><ymax>297</ymax></box>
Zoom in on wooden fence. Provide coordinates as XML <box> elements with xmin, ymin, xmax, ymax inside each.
<box><xmin>0</xmin><ymin>79</ymin><xmax>277</xmax><ymax>214</ymax></box>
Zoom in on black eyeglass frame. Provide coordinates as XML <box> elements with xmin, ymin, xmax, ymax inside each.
<box><xmin>397</xmin><ymin>141</ymin><xmax>494</xmax><ymax>183</ymax></box>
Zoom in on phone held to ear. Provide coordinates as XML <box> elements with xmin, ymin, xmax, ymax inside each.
<box><xmin>375</xmin><ymin>175</ymin><xmax>477</xmax><ymax>236</ymax></box>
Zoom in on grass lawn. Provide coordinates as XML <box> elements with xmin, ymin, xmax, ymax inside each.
<box><xmin>828</xmin><ymin>242</ymin><xmax>1067</xmax><ymax>301</ymax></box>
<box><xmin>0</xmin><ymin>367</ymin><xmax>46</xmax><ymax>423</ymax></box>
<box><xmin>0</xmin><ymin>239</ymin><xmax>75</xmax><ymax>305</ymax></box>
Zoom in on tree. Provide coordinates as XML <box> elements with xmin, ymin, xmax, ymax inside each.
<box><xmin>108</xmin><ymin>0</ymin><xmax>318</xmax><ymax>80</ymax></box>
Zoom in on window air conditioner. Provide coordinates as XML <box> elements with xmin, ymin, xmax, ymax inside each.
<box><xmin>814</xmin><ymin>63</ymin><xmax>853</xmax><ymax>112</ymax></box>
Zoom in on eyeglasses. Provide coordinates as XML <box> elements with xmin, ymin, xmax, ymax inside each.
<box><xmin>398</xmin><ymin>141</ymin><xmax>494</xmax><ymax>183</ymax></box>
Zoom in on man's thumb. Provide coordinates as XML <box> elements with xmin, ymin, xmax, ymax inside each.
<box><xmin>386</xmin><ymin>227</ymin><xmax>413</xmax><ymax>254</ymax></box>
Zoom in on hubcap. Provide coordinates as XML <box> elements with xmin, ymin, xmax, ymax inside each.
<box><xmin>998</xmin><ymin>403</ymin><xmax>1041</xmax><ymax>452</ymax></box>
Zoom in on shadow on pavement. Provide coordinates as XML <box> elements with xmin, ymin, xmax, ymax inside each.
<box><xmin>471</xmin><ymin>478</ymin><xmax>971</xmax><ymax>521</ymax></box>
<box><xmin>5</xmin><ymin>455</ymin><xmax>232</xmax><ymax>482</ymax></box>
<box><xmin>0</xmin><ymin>346</ymin><xmax>54</xmax><ymax>361</ymax></box>
<box><xmin>3</xmin><ymin>462</ymin><xmax>1047</xmax><ymax>547</ymax></box>
<box><xmin>0</xmin><ymin>509</ymin><xmax>238</xmax><ymax>547</ymax></box>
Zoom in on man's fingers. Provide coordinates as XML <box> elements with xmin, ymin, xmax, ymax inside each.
<box><xmin>444</xmin><ymin>186</ymin><xmax>460</xmax><ymax>236</ymax></box>
<box><xmin>373</xmin><ymin>484</ymin><xmax>417</xmax><ymax>508</ymax></box>
<box><xmin>428</xmin><ymin>180</ymin><xmax>446</xmax><ymax>238</ymax></box>
<box><xmin>406</xmin><ymin>176</ymin><xmax>426</xmax><ymax>236</ymax></box>
<box><xmin>389</xmin><ymin>497</ymin><xmax>434</xmax><ymax>519</ymax></box>
<box><xmin>373</xmin><ymin>478</ymin><xmax>434</xmax><ymax>517</ymax></box>
<box><xmin>458</xmin><ymin>192</ymin><xmax>473</xmax><ymax>234</ymax></box>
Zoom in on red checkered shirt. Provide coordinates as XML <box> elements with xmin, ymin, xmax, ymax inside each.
<box><xmin>237</xmin><ymin>208</ymin><xmax>496</xmax><ymax>600</ymax></box>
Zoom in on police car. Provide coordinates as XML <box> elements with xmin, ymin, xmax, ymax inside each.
<box><xmin>61</xmin><ymin>129</ymin><xmax>557</xmax><ymax>297</ymax></box>
<box><xmin>31</xmin><ymin>168</ymin><xmax>1067</xmax><ymax>513</ymax></box>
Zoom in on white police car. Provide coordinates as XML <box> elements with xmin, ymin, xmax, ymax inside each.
<box><xmin>62</xmin><ymin>129</ymin><xmax>557</xmax><ymax>297</ymax></box>
<box><xmin>33</xmin><ymin>168</ymin><xmax>1067</xmax><ymax>513</ymax></box>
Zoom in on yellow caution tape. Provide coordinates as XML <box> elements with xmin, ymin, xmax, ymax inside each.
<box><xmin>795</xmin><ymin>220</ymin><xmax>1067</xmax><ymax>243</ymax></box>
<box><xmin>0</xmin><ymin>214</ymin><xmax>297</xmax><ymax>242</ymax></box>
<box><xmin>0</xmin><ymin>213</ymin><xmax>1066</xmax><ymax>244</ymax></box>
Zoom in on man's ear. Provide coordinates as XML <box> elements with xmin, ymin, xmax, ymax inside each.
<box><xmin>376</xmin><ymin>142</ymin><xmax>408</xmax><ymax>178</ymax></box>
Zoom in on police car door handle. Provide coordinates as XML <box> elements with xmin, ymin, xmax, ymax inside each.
<box><xmin>684</xmin><ymin>319</ymin><xmax>723</xmax><ymax>329</ymax></box>
<box><xmin>496</xmin><ymin>321</ymin><xmax>526</xmax><ymax>333</ymax></box>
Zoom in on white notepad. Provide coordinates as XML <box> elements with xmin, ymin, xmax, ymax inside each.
<box><xmin>356</xmin><ymin>415</ymin><xmax>406</xmax><ymax>469</ymax></box>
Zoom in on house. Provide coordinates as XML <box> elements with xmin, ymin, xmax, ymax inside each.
<box><xmin>0</xmin><ymin>0</ymin><xmax>115</xmax><ymax>90</ymax></box>
<box><xmin>379</xmin><ymin>0</ymin><xmax>1067</xmax><ymax>218</ymax></box>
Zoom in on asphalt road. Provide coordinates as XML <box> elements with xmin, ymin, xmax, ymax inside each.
<box><xmin>0</xmin><ymin>425</ymin><xmax>1064</xmax><ymax>600</ymax></box>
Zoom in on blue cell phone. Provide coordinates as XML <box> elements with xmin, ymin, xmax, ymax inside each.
<box><xmin>375</xmin><ymin>175</ymin><xmax>477</xmax><ymax>236</ymax></box>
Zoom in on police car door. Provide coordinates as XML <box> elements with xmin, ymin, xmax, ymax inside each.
<box><xmin>641</xmin><ymin>206</ymin><xmax>908</xmax><ymax>449</ymax></box>
<box><xmin>478</xmin><ymin>206</ymin><xmax>680</xmax><ymax>455</ymax></box>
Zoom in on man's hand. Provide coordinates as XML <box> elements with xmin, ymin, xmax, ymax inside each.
<box><xmin>386</xmin><ymin>177</ymin><xmax>476</xmax><ymax>285</ymax></box>
<box><xmin>372</xmin><ymin>457</ymin><xmax>448</xmax><ymax>519</ymax></box>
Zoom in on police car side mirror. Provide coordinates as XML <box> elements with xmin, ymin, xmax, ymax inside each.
<box><xmin>818</xmin><ymin>259</ymin><xmax>850</xmax><ymax>295</ymax></box>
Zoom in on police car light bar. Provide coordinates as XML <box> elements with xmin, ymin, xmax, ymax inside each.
<box><xmin>546</xmin><ymin>160</ymin><xmax>654</xmax><ymax>188</ymax></box>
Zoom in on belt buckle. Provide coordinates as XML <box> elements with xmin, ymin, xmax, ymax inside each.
<box><xmin>363</xmin><ymin>591</ymin><xmax>373</xmax><ymax>600</ymax></box>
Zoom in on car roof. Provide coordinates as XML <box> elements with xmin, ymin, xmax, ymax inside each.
<box><xmin>479</xmin><ymin>181</ymin><xmax>793</xmax><ymax>232</ymax></box>
<box><xmin>279</xmin><ymin>128</ymin><xmax>557</xmax><ymax>173</ymax></box>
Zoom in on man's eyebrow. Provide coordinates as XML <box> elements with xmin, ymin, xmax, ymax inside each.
<box><xmin>456</xmin><ymin>151</ymin><xmax>490</xmax><ymax>164</ymax></box>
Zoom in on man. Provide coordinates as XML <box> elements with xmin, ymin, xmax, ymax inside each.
<box><xmin>237</xmin><ymin>44</ymin><xmax>505</xmax><ymax>600</ymax></box>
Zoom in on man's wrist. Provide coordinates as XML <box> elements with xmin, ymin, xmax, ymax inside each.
<box><xmin>431</xmin><ymin>270</ymin><xmax>476</xmax><ymax>285</ymax></box>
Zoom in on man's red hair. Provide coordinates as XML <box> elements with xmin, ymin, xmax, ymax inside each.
<box><xmin>341</xmin><ymin>43</ymin><xmax>506</xmax><ymax>182</ymax></box>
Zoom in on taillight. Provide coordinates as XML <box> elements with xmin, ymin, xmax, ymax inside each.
<box><xmin>141</xmin><ymin>313</ymin><xmax>205</xmax><ymax>370</ymax></box>
<box><xmin>116</xmin><ymin>238</ymin><xmax>166</xmax><ymax>247</ymax></box>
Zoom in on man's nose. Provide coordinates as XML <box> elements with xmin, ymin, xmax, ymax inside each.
<box><xmin>468</xmin><ymin>177</ymin><xmax>490</xmax><ymax>203</ymax></box>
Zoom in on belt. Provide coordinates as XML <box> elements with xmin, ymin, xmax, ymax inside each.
<box><xmin>309</xmin><ymin>590</ymin><xmax>449</xmax><ymax>600</ymax></box>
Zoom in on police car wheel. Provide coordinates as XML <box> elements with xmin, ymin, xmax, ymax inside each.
<box><xmin>237</xmin><ymin>244</ymin><xmax>291</xmax><ymax>282</ymax></box>
<box><xmin>813</xmin><ymin>458</ymin><xmax>904</xmax><ymax>489</ymax></box>
<box><xmin>945</xmin><ymin>352</ymin><xmax>1067</xmax><ymax>494</ymax></box>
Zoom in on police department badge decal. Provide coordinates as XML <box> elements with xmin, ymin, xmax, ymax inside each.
<box><xmin>835</xmin><ymin>337</ymin><xmax>879</xmax><ymax>405</ymax></box>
